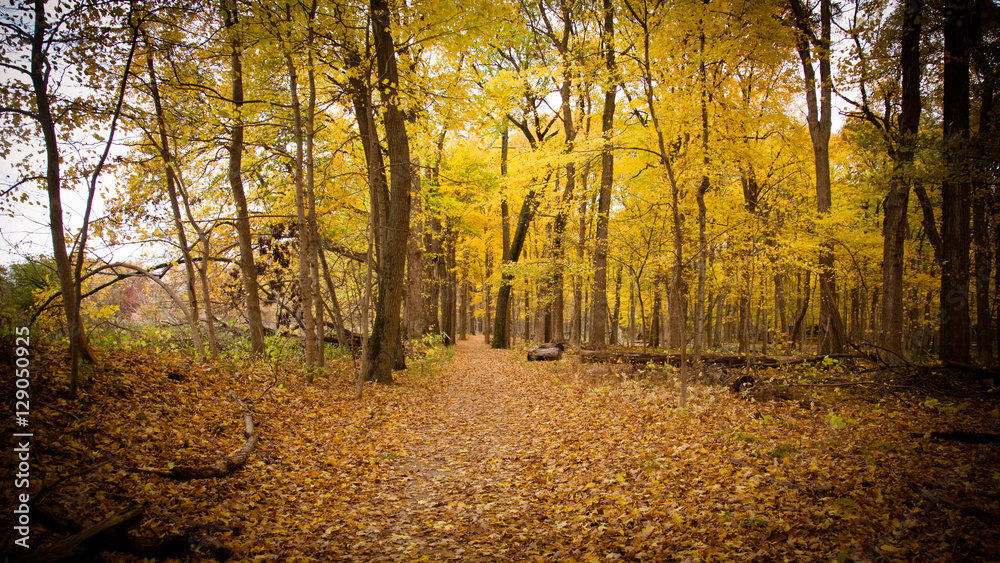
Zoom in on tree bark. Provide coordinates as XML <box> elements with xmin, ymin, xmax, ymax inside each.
<box><xmin>880</xmin><ymin>0</ymin><xmax>922</xmax><ymax>363</ymax></box>
<box><xmin>283</xmin><ymin>44</ymin><xmax>318</xmax><ymax>367</ymax></box>
<box><xmin>222</xmin><ymin>0</ymin><xmax>265</xmax><ymax>357</ymax></box>
<box><xmin>939</xmin><ymin>0</ymin><xmax>973</xmax><ymax>363</ymax></box>
<box><xmin>30</xmin><ymin>0</ymin><xmax>96</xmax><ymax>398</ymax></box>
<box><xmin>305</xmin><ymin>5</ymin><xmax>324</xmax><ymax>368</ymax></box>
<box><xmin>484</xmin><ymin>247</ymin><xmax>493</xmax><ymax>345</ymax></box>
<box><xmin>974</xmin><ymin>72</ymin><xmax>995</xmax><ymax>366</ymax></box>
<box><xmin>694</xmin><ymin>7</ymin><xmax>711</xmax><ymax>363</ymax></box>
<box><xmin>405</xmin><ymin>157</ymin><xmax>426</xmax><ymax>337</ymax></box>
<box><xmin>146</xmin><ymin>50</ymin><xmax>205</xmax><ymax>360</ymax></box>
<box><xmin>591</xmin><ymin>0</ymin><xmax>616</xmax><ymax>350</ymax></box>
<box><xmin>364</xmin><ymin>0</ymin><xmax>413</xmax><ymax>384</ymax></box>
<box><xmin>492</xmin><ymin>189</ymin><xmax>540</xmax><ymax>348</ymax></box>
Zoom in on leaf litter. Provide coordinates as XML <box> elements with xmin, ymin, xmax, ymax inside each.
<box><xmin>2</xmin><ymin>336</ymin><xmax>1000</xmax><ymax>562</ymax></box>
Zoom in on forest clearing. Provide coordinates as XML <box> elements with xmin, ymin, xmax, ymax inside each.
<box><xmin>2</xmin><ymin>335</ymin><xmax>999</xmax><ymax>561</ymax></box>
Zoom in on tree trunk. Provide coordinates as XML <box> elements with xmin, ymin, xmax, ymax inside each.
<box><xmin>694</xmin><ymin>11</ymin><xmax>711</xmax><ymax>363</ymax></box>
<box><xmin>30</xmin><ymin>0</ymin><xmax>95</xmax><ymax>398</ymax></box>
<box><xmin>880</xmin><ymin>0</ymin><xmax>922</xmax><ymax>363</ymax></box>
<box><xmin>791</xmin><ymin>270</ymin><xmax>812</xmax><ymax>348</ymax></box>
<box><xmin>610</xmin><ymin>264</ymin><xmax>622</xmax><ymax>346</ymax></box>
<box><xmin>318</xmin><ymin>247</ymin><xmax>348</xmax><ymax>351</ymax></box>
<box><xmin>649</xmin><ymin>280</ymin><xmax>661</xmax><ymax>349</ymax></box>
<box><xmin>305</xmin><ymin>9</ymin><xmax>324</xmax><ymax>369</ymax></box>
<box><xmin>222</xmin><ymin>0</ymin><xmax>265</xmax><ymax>357</ymax></box>
<box><xmin>590</xmin><ymin>0</ymin><xmax>616</xmax><ymax>350</ymax></box>
<box><xmin>364</xmin><ymin>0</ymin><xmax>413</xmax><ymax>384</ymax></box>
<box><xmin>484</xmin><ymin>247</ymin><xmax>493</xmax><ymax>345</ymax></box>
<box><xmin>570</xmin><ymin>162</ymin><xmax>590</xmax><ymax>349</ymax></box>
<box><xmin>405</xmin><ymin>157</ymin><xmax>426</xmax><ymax>337</ymax></box>
<box><xmin>283</xmin><ymin>47</ymin><xmax>318</xmax><ymax>367</ymax></box>
<box><xmin>146</xmin><ymin>50</ymin><xmax>205</xmax><ymax>360</ymax></box>
<box><xmin>491</xmin><ymin>189</ymin><xmax>540</xmax><ymax>347</ymax></box>
<box><xmin>939</xmin><ymin>0</ymin><xmax>973</xmax><ymax>363</ymax></box>
<box><xmin>790</xmin><ymin>0</ymin><xmax>845</xmax><ymax>355</ymax></box>
<box><xmin>974</xmin><ymin>57</ymin><xmax>995</xmax><ymax>366</ymax></box>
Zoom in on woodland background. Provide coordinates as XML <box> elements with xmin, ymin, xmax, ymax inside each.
<box><xmin>1</xmin><ymin>0</ymin><xmax>999</xmax><ymax>376</ymax></box>
<box><xmin>2</xmin><ymin>0</ymin><xmax>1000</xmax><ymax>560</ymax></box>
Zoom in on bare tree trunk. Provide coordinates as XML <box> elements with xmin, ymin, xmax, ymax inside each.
<box><xmin>441</xmin><ymin>225</ymin><xmax>456</xmax><ymax>344</ymax></box>
<box><xmin>492</xmin><ymin>187</ymin><xmax>539</xmax><ymax>348</ymax></box>
<box><xmin>649</xmin><ymin>279</ymin><xmax>661</xmax><ymax>349</ymax></box>
<box><xmin>405</xmin><ymin>157</ymin><xmax>426</xmax><ymax>337</ymax></box>
<box><xmin>789</xmin><ymin>0</ymin><xmax>845</xmax><ymax>355</ymax></box>
<box><xmin>305</xmin><ymin>6</ymin><xmax>324</xmax><ymax>368</ymax></box>
<box><xmin>484</xmin><ymin>247</ymin><xmax>493</xmax><ymax>345</ymax></box>
<box><xmin>318</xmin><ymin>248</ymin><xmax>348</xmax><ymax>351</ymax></box>
<box><xmin>975</xmin><ymin>78</ymin><xmax>995</xmax><ymax>366</ymax></box>
<box><xmin>694</xmin><ymin>11</ymin><xmax>710</xmax><ymax>363</ymax></box>
<box><xmin>791</xmin><ymin>270</ymin><xmax>812</xmax><ymax>349</ymax></box>
<box><xmin>610</xmin><ymin>264</ymin><xmax>622</xmax><ymax>346</ymax></box>
<box><xmin>176</xmin><ymin>161</ymin><xmax>220</xmax><ymax>358</ymax></box>
<box><xmin>30</xmin><ymin>0</ymin><xmax>96</xmax><ymax>399</ymax></box>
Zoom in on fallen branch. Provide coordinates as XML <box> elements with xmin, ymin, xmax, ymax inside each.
<box><xmin>140</xmin><ymin>392</ymin><xmax>258</xmax><ymax>481</ymax></box>
<box><xmin>939</xmin><ymin>362</ymin><xmax>1000</xmax><ymax>380</ymax></box>
<box><xmin>17</xmin><ymin>502</ymin><xmax>237</xmax><ymax>562</ymax></box>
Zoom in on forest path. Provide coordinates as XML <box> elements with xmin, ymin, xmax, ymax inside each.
<box><xmin>353</xmin><ymin>334</ymin><xmax>584</xmax><ymax>561</ymax></box>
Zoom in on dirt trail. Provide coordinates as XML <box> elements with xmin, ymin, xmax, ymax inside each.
<box><xmin>356</xmin><ymin>335</ymin><xmax>567</xmax><ymax>561</ymax></box>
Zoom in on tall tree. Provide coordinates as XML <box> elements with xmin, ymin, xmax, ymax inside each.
<box><xmin>145</xmin><ymin>46</ymin><xmax>207</xmax><ymax>360</ymax></box>
<box><xmin>590</xmin><ymin>0</ymin><xmax>616</xmax><ymax>350</ymax></box>
<box><xmin>839</xmin><ymin>0</ymin><xmax>924</xmax><ymax>362</ymax></box>
<box><xmin>788</xmin><ymin>0</ymin><xmax>846</xmax><ymax>354</ymax></box>
<box><xmin>280</xmin><ymin>12</ymin><xmax>318</xmax><ymax>367</ymax></box>
<box><xmin>222</xmin><ymin>0</ymin><xmax>266</xmax><ymax>357</ymax></box>
<box><xmin>881</xmin><ymin>0</ymin><xmax>923</xmax><ymax>362</ymax></box>
<box><xmin>363</xmin><ymin>0</ymin><xmax>413</xmax><ymax>384</ymax></box>
<box><xmin>939</xmin><ymin>0</ymin><xmax>974</xmax><ymax>363</ymax></box>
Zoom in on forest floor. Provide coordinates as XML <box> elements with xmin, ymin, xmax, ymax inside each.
<box><xmin>3</xmin><ymin>335</ymin><xmax>1000</xmax><ymax>562</ymax></box>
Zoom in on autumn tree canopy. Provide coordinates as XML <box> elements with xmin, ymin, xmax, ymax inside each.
<box><xmin>2</xmin><ymin>0</ymin><xmax>999</xmax><ymax>370</ymax></box>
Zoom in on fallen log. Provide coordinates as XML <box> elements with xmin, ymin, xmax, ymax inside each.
<box><xmin>18</xmin><ymin>503</ymin><xmax>236</xmax><ymax>562</ymax></box>
<box><xmin>141</xmin><ymin>392</ymin><xmax>258</xmax><ymax>481</ymax></box>
<box><xmin>910</xmin><ymin>431</ymin><xmax>1000</xmax><ymax>444</ymax></box>
<box><xmin>579</xmin><ymin>350</ymin><xmax>780</xmax><ymax>367</ymax></box>
<box><xmin>528</xmin><ymin>343</ymin><xmax>564</xmax><ymax>361</ymax></box>
<box><xmin>16</xmin><ymin>503</ymin><xmax>146</xmax><ymax>563</ymax></box>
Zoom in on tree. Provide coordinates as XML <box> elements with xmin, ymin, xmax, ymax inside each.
<box><xmin>590</xmin><ymin>0</ymin><xmax>616</xmax><ymax>350</ymax></box>
<box><xmin>788</xmin><ymin>0</ymin><xmax>846</xmax><ymax>355</ymax></box>
<box><xmin>1</xmin><ymin>0</ymin><xmax>147</xmax><ymax>395</ymax></box>
<box><xmin>221</xmin><ymin>0</ymin><xmax>266</xmax><ymax>357</ymax></box>
<box><xmin>839</xmin><ymin>0</ymin><xmax>923</xmax><ymax>362</ymax></box>
<box><xmin>939</xmin><ymin>0</ymin><xmax>974</xmax><ymax>363</ymax></box>
<box><xmin>363</xmin><ymin>0</ymin><xmax>413</xmax><ymax>384</ymax></box>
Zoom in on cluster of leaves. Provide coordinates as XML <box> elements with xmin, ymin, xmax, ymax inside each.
<box><xmin>2</xmin><ymin>337</ymin><xmax>1000</xmax><ymax>561</ymax></box>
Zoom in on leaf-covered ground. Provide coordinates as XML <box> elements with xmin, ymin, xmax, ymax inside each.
<box><xmin>3</xmin><ymin>335</ymin><xmax>1000</xmax><ymax>562</ymax></box>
